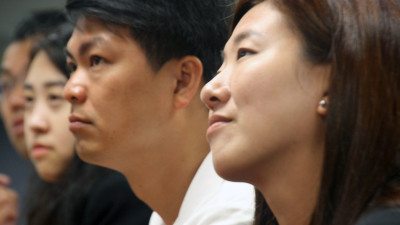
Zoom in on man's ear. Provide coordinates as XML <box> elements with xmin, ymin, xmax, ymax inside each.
<box><xmin>173</xmin><ymin>56</ymin><xmax>203</xmax><ymax>109</ymax></box>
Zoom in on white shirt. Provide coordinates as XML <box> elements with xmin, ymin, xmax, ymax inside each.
<box><xmin>149</xmin><ymin>153</ymin><xmax>255</xmax><ymax>225</ymax></box>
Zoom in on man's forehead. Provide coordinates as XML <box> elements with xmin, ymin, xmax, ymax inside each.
<box><xmin>1</xmin><ymin>41</ymin><xmax>31</xmax><ymax>78</ymax></box>
<box><xmin>71</xmin><ymin>17</ymin><xmax>132</xmax><ymax>44</ymax></box>
<box><xmin>74</xmin><ymin>16</ymin><xmax>129</xmax><ymax>35</ymax></box>
<box><xmin>2</xmin><ymin>41</ymin><xmax>31</xmax><ymax>63</ymax></box>
<box><xmin>67</xmin><ymin>18</ymin><xmax>133</xmax><ymax>54</ymax></box>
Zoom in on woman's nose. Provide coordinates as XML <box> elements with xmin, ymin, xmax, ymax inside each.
<box><xmin>28</xmin><ymin>106</ymin><xmax>49</xmax><ymax>134</ymax></box>
<box><xmin>200</xmin><ymin>74</ymin><xmax>230</xmax><ymax>111</ymax></box>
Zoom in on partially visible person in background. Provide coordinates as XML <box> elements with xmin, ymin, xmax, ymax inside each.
<box><xmin>23</xmin><ymin>21</ymin><xmax>151</xmax><ymax>225</ymax></box>
<box><xmin>0</xmin><ymin>174</ymin><xmax>18</xmax><ymax>225</ymax></box>
<box><xmin>1</xmin><ymin>9</ymin><xmax>66</xmax><ymax>158</ymax></box>
<box><xmin>201</xmin><ymin>0</ymin><xmax>400</xmax><ymax>225</ymax></box>
<box><xmin>0</xmin><ymin>10</ymin><xmax>68</xmax><ymax>225</ymax></box>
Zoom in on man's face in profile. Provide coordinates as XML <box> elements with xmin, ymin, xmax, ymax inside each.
<box><xmin>64</xmin><ymin>18</ymin><xmax>175</xmax><ymax>169</ymax></box>
<box><xmin>0</xmin><ymin>39</ymin><xmax>32</xmax><ymax>157</ymax></box>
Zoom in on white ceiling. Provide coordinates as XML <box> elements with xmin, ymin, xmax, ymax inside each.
<box><xmin>0</xmin><ymin>0</ymin><xmax>66</xmax><ymax>53</ymax></box>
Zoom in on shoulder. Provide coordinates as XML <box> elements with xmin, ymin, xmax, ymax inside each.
<box><xmin>355</xmin><ymin>206</ymin><xmax>400</xmax><ymax>225</ymax></box>
<box><xmin>81</xmin><ymin>170</ymin><xmax>152</xmax><ymax>225</ymax></box>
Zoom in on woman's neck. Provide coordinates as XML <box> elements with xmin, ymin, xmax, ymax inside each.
<box><xmin>255</xmin><ymin>145</ymin><xmax>324</xmax><ymax>225</ymax></box>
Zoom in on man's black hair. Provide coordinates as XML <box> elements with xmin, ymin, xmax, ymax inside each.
<box><xmin>66</xmin><ymin>0</ymin><xmax>234</xmax><ymax>82</ymax></box>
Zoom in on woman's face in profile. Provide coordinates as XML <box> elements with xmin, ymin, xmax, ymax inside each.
<box><xmin>201</xmin><ymin>1</ymin><xmax>329</xmax><ymax>182</ymax></box>
<box><xmin>24</xmin><ymin>51</ymin><xmax>75</xmax><ymax>183</ymax></box>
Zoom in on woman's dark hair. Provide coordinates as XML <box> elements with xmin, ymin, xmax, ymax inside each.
<box><xmin>29</xmin><ymin>22</ymin><xmax>73</xmax><ymax>78</ymax></box>
<box><xmin>26</xmin><ymin>156</ymin><xmax>110</xmax><ymax>225</ymax></box>
<box><xmin>233</xmin><ymin>1</ymin><xmax>400</xmax><ymax>225</ymax></box>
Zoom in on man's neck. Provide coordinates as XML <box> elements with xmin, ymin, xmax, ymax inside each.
<box><xmin>124</xmin><ymin>125</ymin><xmax>209</xmax><ymax>224</ymax></box>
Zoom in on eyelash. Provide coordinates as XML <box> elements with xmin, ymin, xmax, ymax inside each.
<box><xmin>90</xmin><ymin>55</ymin><xmax>104</xmax><ymax>67</ymax></box>
<box><xmin>237</xmin><ymin>48</ymin><xmax>255</xmax><ymax>60</ymax></box>
<box><xmin>67</xmin><ymin>62</ymin><xmax>77</xmax><ymax>73</ymax></box>
<box><xmin>24</xmin><ymin>94</ymin><xmax>64</xmax><ymax>105</ymax></box>
<box><xmin>24</xmin><ymin>95</ymin><xmax>34</xmax><ymax>103</ymax></box>
<box><xmin>66</xmin><ymin>54</ymin><xmax>106</xmax><ymax>74</ymax></box>
<box><xmin>48</xmin><ymin>94</ymin><xmax>63</xmax><ymax>101</ymax></box>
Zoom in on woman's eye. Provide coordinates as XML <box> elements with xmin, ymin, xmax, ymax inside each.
<box><xmin>90</xmin><ymin>55</ymin><xmax>104</xmax><ymax>67</ymax></box>
<box><xmin>237</xmin><ymin>48</ymin><xmax>255</xmax><ymax>60</ymax></box>
<box><xmin>24</xmin><ymin>96</ymin><xmax>34</xmax><ymax>108</ymax></box>
<box><xmin>47</xmin><ymin>94</ymin><xmax>64</xmax><ymax>105</ymax></box>
<box><xmin>48</xmin><ymin>94</ymin><xmax>63</xmax><ymax>102</ymax></box>
<box><xmin>25</xmin><ymin>96</ymin><xmax>33</xmax><ymax>102</ymax></box>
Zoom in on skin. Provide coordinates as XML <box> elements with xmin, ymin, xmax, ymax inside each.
<box><xmin>0</xmin><ymin>39</ymin><xmax>33</xmax><ymax>158</ymax></box>
<box><xmin>64</xmin><ymin>18</ymin><xmax>209</xmax><ymax>224</ymax></box>
<box><xmin>24</xmin><ymin>51</ymin><xmax>75</xmax><ymax>183</ymax></box>
<box><xmin>0</xmin><ymin>174</ymin><xmax>18</xmax><ymax>225</ymax></box>
<box><xmin>201</xmin><ymin>2</ymin><xmax>329</xmax><ymax>225</ymax></box>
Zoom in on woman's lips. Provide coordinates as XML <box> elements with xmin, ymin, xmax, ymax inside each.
<box><xmin>31</xmin><ymin>144</ymin><xmax>51</xmax><ymax>159</ymax></box>
<box><xmin>206</xmin><ymin>114</ymin><xmax>232</xmax><ymax>137</ymax></box>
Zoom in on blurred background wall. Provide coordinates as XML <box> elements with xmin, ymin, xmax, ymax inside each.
<box><xmin>0</xmin><ymin>0</ymin><xmax>66</xmax><ymax>53</ymax></box>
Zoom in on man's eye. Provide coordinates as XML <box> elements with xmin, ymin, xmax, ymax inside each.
<box><xmin>237</xmin><ymin>48</ymin><xmax>255</xmax><ymax>60</ymax></box>
<box><xmin>67</xmin><ymin>62</ymin><xmax>77</xmax><ymax>73</ymax></box>
<box><xmin>90</xmin><ymin>55</ymin><xmax>104</xmax><ymax>67</ymax></box>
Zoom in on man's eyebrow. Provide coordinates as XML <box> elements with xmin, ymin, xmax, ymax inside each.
<box><xmin>65</xmin><ymin>36</ymin><xmax>106</xmax><ymax>59</ymax></box>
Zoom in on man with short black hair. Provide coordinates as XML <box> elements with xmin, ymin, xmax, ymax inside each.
<box><xmin>64</xmin><ymin>0</ymin><xmax>255</xmax><ymax>224</ymax></box>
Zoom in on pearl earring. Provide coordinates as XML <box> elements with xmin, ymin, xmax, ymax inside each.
<box><xmin>319</xmin><ymin>99</ymin><xmax>328</xmax><ymax>108</ymax></box>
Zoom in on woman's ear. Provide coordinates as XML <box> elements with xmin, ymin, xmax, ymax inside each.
<box><xmin>173</xmin><ymin>56</ymin><xmax>203</xmax><ymax>109</ymax></box>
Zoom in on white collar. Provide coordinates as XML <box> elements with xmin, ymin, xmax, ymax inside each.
<box><xmin>174</xmin><ymin>153</ymin><xmax>223</xmax><ymax>224</ymax></box>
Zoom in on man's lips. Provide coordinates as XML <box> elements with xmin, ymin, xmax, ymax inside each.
<box><xmin>69</xmin><ymin>114</ymin><xmax>91</xmax><ymax>124</ymax></box>
<box><xmin>12</xmin><ymin>117</ymin><xmax>24</xmax><ymax>137</ymax></box>
<box><xmin>68</xmin><ymin>114</ymin><xmax>92</xmax><ymax>133</ymax></box>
